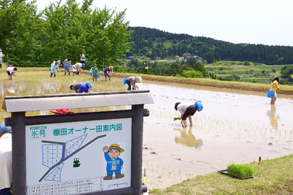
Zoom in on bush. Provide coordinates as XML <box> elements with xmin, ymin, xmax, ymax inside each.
<box><xmin>227</xmin><ymin>163</ymin><xmax>253</xmax><ymax>178</ymax></box>
<box><xmin>182</xmin><ymin>70</ymin><xmax>203</xmax><ymax>78</ymax></box>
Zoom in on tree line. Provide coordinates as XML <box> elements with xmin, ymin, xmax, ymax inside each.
<box><xmin>127</xmin><ymin>27</ymin><xmax>293</xmax><ymax>65</ymax></box>
<box><xmin>0</xmin><ymin>0</ymin><xmax>132</xmax><ymax>68</ymax></box>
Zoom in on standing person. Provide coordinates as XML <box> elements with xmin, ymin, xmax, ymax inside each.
<box><xmin>0</xmin><ymin>131</ymin><xmax>12</xmax><ymax>195</ymax></box>
<box><xmin>90</xmin><ymin>64</ymin><xmax>98</xmax><ymax>82</ymax></box>
<box><xmin>57</xmin><ymin>60</ymin><xmax>63</xmax><ymax>68</ymax></box>
<box><xmin>0</xmin><ymin>49</ymin><xmax>3</xmax><ymax>68</ymax></box>
<box><xmin>80</xmin><ymin>51</ymin><xmax>85</xmax><ymax>65</ymax></box>
<box><xmin>174</xmin><ymin>102</ymin><xmax>198</xmax><ymax>127</ymax></box>
<box><xmin>6</xmin><ymin>67</ymin><xmax>17</xmax><ymax>80</ymax></box>
<box><xmin>126</xmin><ymin>76</ymin><xmax>142</xmax><ymax>90</ymax></box>
<box><xmin>104</xmin><ymin>66</ymin><xmax>113</xmax><ymax>81</ymax></box>
<box><xmin>63</xmin><ymin>58</ymin><xmax>71</xmax><ymax>75</ymax></box>
<box><xmin>50</xmin><ymin>61</ymin><xmax>59</xmax><ymax>78</ymax></box>
<box><xmin>70</xmin><ymin>82</ymin><xmax>92</xmax><ymax>93</ymax></box>
<box><xmin>270</xmin><ymin>76</ymin><xmax>281</xmax><ymax>105</ymax></box>
<box><xmin>72</xmin><ymin>63</ymin><xmax>83</xmax><ymax>76</ymax></box>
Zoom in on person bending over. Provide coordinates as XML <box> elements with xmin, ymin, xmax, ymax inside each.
<box><xmin>6</xmin><ymin>67</ymin><xmax>17</xmax><ymax>80</ymax></box>
<box><xmin>70</xmin><ymin>82</ymin><xmax>92</xmax><ymax>93</ymax></box>
<box><xmin>104</xmin><ymin>66</ymin><xmax>113</xmax><ymax>81</ymax></box>
<box><xmin>126</xmin><ymin>76</ymin><xmax>142</xmax><ymax>90</ymax></box>
<box><xmin>174</xmin><ymin>102</ymin><xmax>197</xmax><ymax>127</ymax></box>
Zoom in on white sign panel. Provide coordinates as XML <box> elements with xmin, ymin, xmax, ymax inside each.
<box><xmin>25</xmin><ymin>118</ymin><xmax>131</xmax><ymax>195</ymax></box>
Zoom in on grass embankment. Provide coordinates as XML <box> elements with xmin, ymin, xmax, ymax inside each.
<box><xmin>113</xmin><ymin>73</ymin><xmax>293</xmax><ymax>95</ymax></box>
<box><xmin>4</xmin><ymin>67</ymin><xmax>293</xmax><ymax>95</ymax></box>
<box><xmin>150</xmin><ymin>155</ymin><xmax>293</xmax><ymax>195</ymax></box>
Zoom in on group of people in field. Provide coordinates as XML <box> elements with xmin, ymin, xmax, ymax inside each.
<box><xmin>48</xmin><ymin>51</ymin><xmax>144</xmax><ymax>94</ymax></box>
<box><xmin>0</xmin><ymin>48</ymin><xmax>284</xmax><ymax>195</ymax></box>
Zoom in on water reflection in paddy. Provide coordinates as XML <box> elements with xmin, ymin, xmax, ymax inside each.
<box><xmin>0</xmin><ymin>73</ymin><xmax>293</xmax><ymax>189</ymax></box>
<box><xmin>140</xmin><ymin>80</ymin><xmax>293</xmax><ymax>189</ymax></box>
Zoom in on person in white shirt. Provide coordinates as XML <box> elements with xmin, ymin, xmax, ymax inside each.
<box><xmin>174</xmin><ymin>102</ymin><xmax>197</xmax><ymax>127</ymax></box>
<box><xmin>50</xmin><ymin>61</ymin><xmax>59</xmax><ymax>78</ymax></box>
<box><xmin>0</xmin><ymin>133</ymin><xmax>12</xmax><ymax>195</ymax></box>
<box><xmin>80</xmin><ymin>51</ymin><xmax>85</xmax><ymax>64</ymax></box>
<box><xmin>73</xmin><ymin>63</ymin><xmax>83</xmax><ymax>76</ymax></box>
<box><xmin>6</xmin><ymin>67</ymin><xmax>17</xmax><ymax>80</ymax></box>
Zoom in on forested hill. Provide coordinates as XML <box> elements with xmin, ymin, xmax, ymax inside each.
<box><xmin>126</xmin><ymin>26</ymin><xmax>293</xmax><ymax>65</ymax></box>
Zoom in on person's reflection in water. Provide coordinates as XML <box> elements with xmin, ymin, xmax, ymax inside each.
<box><xmin>266</xmin><ymin>105</ymin><xmax>280</xmax><ymax>129</ymax></box>
<box><xmin>6</xmin><ymin>81</ymin><xmax>17</xmax><ymax>94</ymax></box>
<box><xmin>174</xmin><ymin>127</ymin><xmax>203</xmax><ymax>149</ymax></box>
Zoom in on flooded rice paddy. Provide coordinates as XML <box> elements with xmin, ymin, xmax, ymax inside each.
<box><xmin>1</xmin><ymin>71</ymin><xmax>293</xmax><ymax>189</ymax></box>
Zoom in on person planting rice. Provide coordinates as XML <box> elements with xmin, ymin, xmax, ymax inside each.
<box><xmin>270</xmin><ymin>76</ymin><xmax>281</xmax><ymax>105</ymax></box>
<box><xmin>126</xmin><ymin>76</ymin><xmax>142</xmax><ymax>90</ymax></box>
<box><xmin>104</xmin><ymin>66</ymin><xmax>113</xmax><ymax>81</ymax></box>
<box><xmin>72</xmin><ymin>63</ymin><xmax>83</xmax><ymax>76</ymax></box>
<box><xmin>70</xmin><ymin>82</ymin><xmax>92</xmax><ymax>93</ymax></box>
<box><xmin>63</xmin><ymin>58</ymin><xmax>71</xmax><ymax>75</ymax></box>
<box><xmin>174</xmin><ymin>101</ymin><xmax>203</xmax><ymax>127</ymax></box>
<box><xmin>6</xmin><ymin>67</ymin><xmax>17</xmax><ymax>80</ymax></box>
<box><xmin>50</xmin><ymin>61</ymin><xmax>59</xmax><ymax>78</ymax></box>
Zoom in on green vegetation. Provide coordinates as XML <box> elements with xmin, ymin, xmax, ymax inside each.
<box><xmin>0</xmin><ymin>0</ymin><xmax>131</xmax><ymax>67</ymax></box>
<box><xmin>149</xmin><ymin>154</ymin><xmax>293</xmax><ymax>194</ymax></box>
<box><xmin>127</xmin><ymin>27</ymin><xmax>293</xmax><ymax>65</ymax></box>
<box><xmin>227</xmin><ymin>164</ymin><xmax>253</xmax><ymax>178</ymax></box>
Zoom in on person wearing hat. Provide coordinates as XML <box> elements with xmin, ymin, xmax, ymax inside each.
<box><xmin>126</xmin><ymin>76</ymin><xmax>142</xmax><ymax>90</ymax></box>
<box><xmin>104</xmin><ymin>66</ymin><xmax>113</xmax><ymax>81</ymax></box>
<box><xmin>270</xmin><ymin>76</ymin><xmax>281</xmax><ymax>105</ymax></box>
<box><xmin>102</xmin><ymin>144</ymin><xmax>124</xmax><ymax>180</ymax></box>
<box><xmin>63</xmin><ymin>58</ymin><xmax>71</xmax><ymax>75</ymax></box>
<box><xmin>72</xmin><ymin>62</ymin><xmax>83</xmax><ymax>76</ymax></box>
<box><xmin>174</xmin><ymin>102</ymin><xmax>198</xmax><ymax>127</ymax></box>
<box><xmin>0</xmin><ymin>124</ymin><xmax>12</xmax><ymax>195</ymax></box>
<box><xmin>70</xmin><ymin>82</ymin><xmax>92</xmax><ymax>93</ymax></box>
<box><xmin>50</xmin><ymin>60</ymin><xmax>59</xmax><ymax>78</ymax></box>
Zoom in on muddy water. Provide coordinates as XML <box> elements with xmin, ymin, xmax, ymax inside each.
<box><xmin>1</xmin><ymin>73</ymin><xmax>293</xmax><ymax>189</ymax></box>
<box><xmin>0</xmin><ymin>73</ymin><xmax>128</xmax><ymax>121</ymax></box>
<box><xmin>139</xmin><ymin>80</ymin><xmax>293</xmax><ymax>189</ymax></box>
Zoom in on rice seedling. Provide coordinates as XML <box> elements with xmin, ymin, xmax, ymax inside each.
<box><xmin>227</xmin><ymin>163</ymin><xmax>253</xmax><ymax>178</ymax></box>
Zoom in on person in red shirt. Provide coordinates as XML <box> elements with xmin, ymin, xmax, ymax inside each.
<box><xmin>104</xmin><ymin>66</ymin><xmax>113</xmax><ymax>81</ymax></box>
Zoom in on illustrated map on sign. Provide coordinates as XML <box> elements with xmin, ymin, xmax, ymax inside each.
<box><xmin>39</xmin><ymin>134</ymin><xmax>106</xmax><ymax>182</ymax></box>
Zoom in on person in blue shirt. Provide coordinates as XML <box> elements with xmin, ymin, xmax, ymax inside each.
<box><xmin>90</xmin><ymin>64</ymin><xmax>98</xmax><ymax>82</ymax></box>
<box><xmin>70</xmin><ymin>82</ymin><xmax>92</xmax><ymax>93</ymax></box>
<box><xmin>102</xmin><ymin>144</ymin><xmax>124</xmax><ymax>180</ymax></box>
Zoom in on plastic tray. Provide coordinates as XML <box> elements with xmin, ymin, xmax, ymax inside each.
<box><xmin>218</xmin><ymin>170</ymin><xmax>253</xmax><ymax>180</ymax></box>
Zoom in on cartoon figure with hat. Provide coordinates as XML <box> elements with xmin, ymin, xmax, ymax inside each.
<box><xmin>102</xmin><ymin>144</ymin><xmax>124</xmax><ymax>180</ymax></box>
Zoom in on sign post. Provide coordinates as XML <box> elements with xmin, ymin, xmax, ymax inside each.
<box><xmin>3</xmin><ymin>91</ymin><xmax>153</xmax><ymax>195</ymax></box>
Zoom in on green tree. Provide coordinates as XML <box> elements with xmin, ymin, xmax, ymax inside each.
<box><xmin>0</xmin><ymin>0</ymin><xmax>43</xmax><ymax>65</ymax></box>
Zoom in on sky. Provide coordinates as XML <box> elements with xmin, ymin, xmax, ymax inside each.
<box><xmin>34</xmin><ymin>0</ymin><xmax>293</xmax><ymax>46</ymax></box>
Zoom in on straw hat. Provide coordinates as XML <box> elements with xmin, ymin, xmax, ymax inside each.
<box><xmin>135</xmin><ymin>76</ymin><xmax>142</xmax><ymax>83</ymax></box>
<box><xmin>109</xmin><ymin>144</ymin><xmax>124</xmax><ymax>153</ymax></box>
